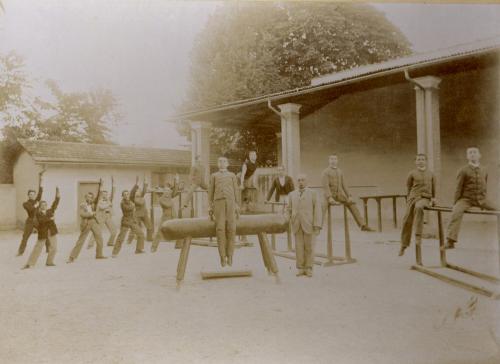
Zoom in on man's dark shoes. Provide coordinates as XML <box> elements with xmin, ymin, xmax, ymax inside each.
<box><xmin>46</xmin><ymin>263</ymin><xmax>56</xmax><ymax>267</ymax></box>
<box><xmin>398</xmin><ymin>246</ymin><xmax>406</xmax><ymax>256</ymax></box>
<box><xmin>361</xmin><ymin>225</ymin><xmax>375</xmax><ymax>232</ymax></box>
<box><xmin>444</xmin><ymin>239</ymin><xmax>456</xmax><ymax>250</ymax></box>
<box><xmin>21</xmin><ymin>264</ymin><xmax>30</xmax><ymax>270</ymax></box>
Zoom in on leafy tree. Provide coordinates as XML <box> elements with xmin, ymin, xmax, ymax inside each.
<box><xmin>0</xmin><ymin>52</ymin><xmax>119</xmax><ymax>182</ymax></box>
<box><xmin>181</xmin><ymin>2</ymin><xmax>411</xmax><ymax>164</ymax></box>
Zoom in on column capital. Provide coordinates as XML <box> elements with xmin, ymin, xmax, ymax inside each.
<box><xmin>414</xmin><ymin>76</ymin><xmax>441</xmax><ymax>90</ymax></box>
<box><xmin>190</xmin><ymin>121</ymin><xmax>212</xmax><ymax>130</ymax></box>
<box><xmin>278</xmin><ymin>103</ymin><xmax>302</xmax><ymax>114</ymax></box>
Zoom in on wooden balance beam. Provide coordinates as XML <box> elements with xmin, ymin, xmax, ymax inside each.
<box><xmin>161</xmin><ymin>214</ymin><xmax>287</xmax><ymax>286</ymax></box>
<box><xmin>411</xmin><ymin>206</ymin><xmax>500</xmax><ymax>299</ymax></box>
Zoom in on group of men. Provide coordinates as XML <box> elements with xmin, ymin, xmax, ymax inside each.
<box><xmin>17</xmin><ymin>146</ymin><xmax>497</xmax><ymax>279</ymax></box>
<box><xmin>399</xmin><ymin>146</ymin><xmax>497</xmax><ymax>256</ymax></box>
<box><xmin>18</xmin><ymin>172</ymin><xmax>186</xmax><ymax>269</ymax></box>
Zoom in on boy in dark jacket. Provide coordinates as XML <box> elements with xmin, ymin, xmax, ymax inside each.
<box><xmin>17</xmin><ymin>170</ymin><xmax>48</xmax><ymax>256</ymax></box>
<box><xmin>445</xmin><ymin>147</ymin><xmax>498</xmax><ymax>249</ymax></box>
<box><xmin>22</xmin><ymin>187</ymin><xmax>60</xmax><ymax>269</ymax></box>
<box><xmin>399</xmin><ymin>154</ymin><xmax>436</xmax><ymax>256</ymax></box>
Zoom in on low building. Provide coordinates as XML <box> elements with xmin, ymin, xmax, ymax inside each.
<box><xmin>13</xmin><ymin>139</ymin><xmax>197</xmax><ymax>231</ymax></box>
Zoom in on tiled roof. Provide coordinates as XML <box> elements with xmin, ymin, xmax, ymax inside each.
<box><xmin>311</xmin><ymin>36</ymin><xmax>500</xmax><ymax>86</ymax></box>
<box><xmin>17</xmin><ymin>139</ymin><xmax>235</xmax><ymax>167</ymax></box>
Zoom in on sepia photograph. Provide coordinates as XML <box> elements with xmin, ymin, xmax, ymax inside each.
<box><xmin>0</xmin><ymin>0</ymin><xmax>499</xmax><ymax>363</ymax></box>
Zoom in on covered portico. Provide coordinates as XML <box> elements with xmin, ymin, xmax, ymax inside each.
<box><xmin>171</xmin><ymin>38</ymin><xmax>500</xmax><ymax>216</ymax></box>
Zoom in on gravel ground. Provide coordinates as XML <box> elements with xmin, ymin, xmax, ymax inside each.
<box><xmin>0</xmin><ymin>219</ymin><xmax>499</xmax><ymax>364</ymax></box>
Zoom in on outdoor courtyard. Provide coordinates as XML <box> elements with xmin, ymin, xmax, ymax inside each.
<box><xmin>1</xmin><ymin>218</ymin><xmax>499</xmax><ymax>364</ymax></box>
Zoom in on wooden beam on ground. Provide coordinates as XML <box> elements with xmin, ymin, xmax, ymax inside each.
<box><xmin>411</xmin><ymin>265</ymin><xmax>500</xmax><ymax>299</ymax></box>
<box><xmin>201</xmin><ymin>270</ymin><xmax>253</xmax><ymax>280</ymax></box>
<box><xmin>445</xmin><ymin>263</ymin><xmax>500</xmax><ymax>283</ymax></box>
<box><xmin>273</xmin><ymin>251</ymin><xmax>322</xmax><ymax>266</ymax></box>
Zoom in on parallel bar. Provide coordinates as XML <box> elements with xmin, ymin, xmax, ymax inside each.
<box><xmin>344</xmin><ymin>205</ymin><xmax>352</xmax><ymax>261</ymax></box>
<box><xmin>392</xmin><ymin>197</ymin><xmax>398</xmax><ymax>228</ymax></box>
<box><xmin>415</xmin><ymin>242</ymin><xmax>422</xmax><ymax>266</ymax></box>
<box><xmin>326</xmin><ymin>205</ymin><xmax>333</xmax><ymax>261</ymax></box>
<box><xmin>411</xmin><ymin>265</ymin><xmax>498</xmax><ymax>299</ymax></box>
<box><xmin>437</xmin><ymin>210</ymin><xmax>447</xmax><ymax>266</ymax></box>
<box><xmin>376</xmin><ymin>198</ymin><xmax>382</xmax><ymax>232</ymax></box>
<box><xmin>363</xmin><ymin>199</ymin><xmax>369</xmax><ymax>227</ymax></box>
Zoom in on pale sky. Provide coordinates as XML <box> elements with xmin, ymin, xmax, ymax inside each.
<box><xmin>0</xmin><ymin>1</ymin><xmax>499</xmax><ymax>149</ymax></box>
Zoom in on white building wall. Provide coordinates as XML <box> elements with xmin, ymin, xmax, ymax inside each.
<box><xmin>40</xmin><ymin>164</ymin><xmax>155</xmax><ymax>231</ymax></box>
<box><xmin>0</xmin><ymin>184</ymin><xmax>16</xmax><ymax>230</ymax></box>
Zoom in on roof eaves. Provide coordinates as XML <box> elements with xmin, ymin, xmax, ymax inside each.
<box><xmin>167</xmin><ymin>42</ymin><xmax>500</xmax><ymax>122</ymax></box>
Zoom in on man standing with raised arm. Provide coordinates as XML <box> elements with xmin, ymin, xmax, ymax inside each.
<box><xmin>87</xmin><ymin>176</ymin><xmax>117</xmax><ymax>248</ymax></box>
<box><xmin>67</xmin><ymin>179</ymin><xmax>107</xmax><ymax>263</ymax></box>
<box><xmin>112</xmin><ymin>176</ymin><xmax>146</xmax><ymax>257</ymax></box>
<box><xmin>127</xmin><ymin>175</ymin><xmax>153</xmax><ymax>243</ymax></box>
<box><xmin>23</xmin><ymin>187</ymin><xmax>60</xmax><ymax>269</ymax></box>
<box><xmin>17</xmin><ymin>169</ymin><xmax>48</xmax><ymax>256</ymax></box>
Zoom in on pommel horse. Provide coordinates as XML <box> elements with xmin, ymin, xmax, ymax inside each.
<box><xmin>161</xmin><ymin>214</ymin><xmax>288</xmax><ymax>286</ymax></box>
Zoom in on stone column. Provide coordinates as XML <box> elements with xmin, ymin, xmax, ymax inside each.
<box><xmin>278</xmin><ymin>103</ymin><xmax>302</xmax><ymax>181</ymax></box>
<box><xmin>276</xmin><ymin>132</ymin><xmax>282</xmax><ymax>166</ymax></box>
<box><xmin>414</xmin><ymin>76</ymin><xmax>442</xmax><ymax>196</ymax></box>
<box><xmin>190</xmin><ymin>121</ymin><xmax>211</xmax><ymax>217</ymax></box>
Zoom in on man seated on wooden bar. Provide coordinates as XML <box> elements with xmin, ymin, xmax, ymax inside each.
<box><xmin>399</xmin><ymin>154</ymin><xmax>436</xmax><ymax>256</ymax></box>
<box><xmin>445</xmin><ymin>146</ymin><xmax>498</xmax><ymax>249</ymax></box>
<box><xmin>321</xmin><ymin>154</ymin><xmax>374</xmax><ymax>232</ymax></box>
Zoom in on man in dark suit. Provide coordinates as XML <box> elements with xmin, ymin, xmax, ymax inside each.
<box><xmin>22</xmin><ymin>187</ymin><xmax>60</xmax><ymax>269</ymax></box>
<box><xmin>17</xmin><ymin>170</ymin><xmax>49</xmax><ymax>256</ymax></box>
<box><xmin>266</xmin><ymin>165</ymin><xmax>294</xmax><ymax>203</ymax></box>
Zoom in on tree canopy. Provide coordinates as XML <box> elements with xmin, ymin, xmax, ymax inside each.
<box><xmin>182</xmin><ymin>2</ymin><xmax>412</xmax><ymax>164</ymax></box>
<box><xmin>0</xmin><ymin>52</ymin><xmax>119</xmax><ymax>182</ymax></box>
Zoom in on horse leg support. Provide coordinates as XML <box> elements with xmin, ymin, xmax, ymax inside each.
<box><xmin>176</xmin><ymin>237</ymin><xmax>192</xmax><ymax>287</ymax></box>
<box><xmin>258</xmin><ymin>233</ymin><xmax>279</xmax><ymax>277</ymax></box>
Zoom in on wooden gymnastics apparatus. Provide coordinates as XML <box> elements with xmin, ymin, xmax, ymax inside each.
<box><xmin>412</xmin><ymin>206</ymin><xmax>500</xmax><ymax>299</ymax></box>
